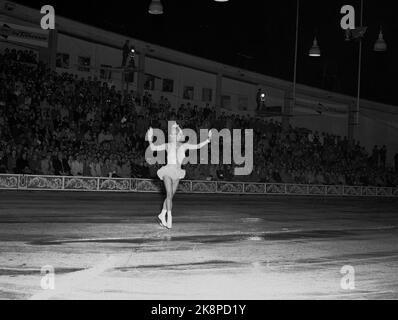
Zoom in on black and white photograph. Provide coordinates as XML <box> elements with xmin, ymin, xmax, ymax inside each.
<box><xmin>0</xmin><ymin>0</ymin><xmax>398</xmax><ymax>308</ymax></box>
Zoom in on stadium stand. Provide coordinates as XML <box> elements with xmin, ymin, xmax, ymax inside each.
<box><xmin>0</xmin><ymin>48</ymin><xmax>397</xmax><ymax>187</ymax></box>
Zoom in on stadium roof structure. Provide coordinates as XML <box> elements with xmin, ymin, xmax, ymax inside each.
<box><xmin>8</xmin><ymin>0</ymin><xmax>398</xmax><ymax>107</ymax></box>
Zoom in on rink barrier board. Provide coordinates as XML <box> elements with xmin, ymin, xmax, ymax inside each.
<box><xmin>0</xmin><ymin>174</ymin><xmax>397</xmax><ymax>198</ymax></box>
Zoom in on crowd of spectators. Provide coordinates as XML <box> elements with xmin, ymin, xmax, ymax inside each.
<box><xmin>0</xmin><ymin>48</ymin><xmax>397</xmax><ymax>187</ymax></box>
<box><xmin>2</xmin><ymin>48</ymin><xmax>37</xmax><ymax>64</ymax></box>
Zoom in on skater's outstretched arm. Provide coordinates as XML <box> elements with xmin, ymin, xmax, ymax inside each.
<box><xmin>184</xmin><ymin>130</ymin><xmax>213</xmax><ymax>150</ymax></box>
<box><xmin>147</xmin><ymin>128</ymin><xmax>167</xmax><ymax>152</ymax></box>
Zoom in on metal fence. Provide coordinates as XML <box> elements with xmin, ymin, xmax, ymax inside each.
<box><xmin>1</xmin><ymin>174</ymin><xmax>397</xmax><ymax>198</ymax></box>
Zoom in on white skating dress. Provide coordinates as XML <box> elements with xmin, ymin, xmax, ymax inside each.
<box><xmin>157</xmin><ymin>143</ymin><xmax>186</xmax><ymax>181</ymax></box>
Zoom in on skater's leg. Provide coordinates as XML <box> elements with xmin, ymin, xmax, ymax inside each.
<box><xmin>164</xmin><ymin>177</ymin><xmax>175</xmax><ymax>229</ymax></box>
<box><xmin>158</xmin><ymin>178</ymin><xmax>172</xmax><ymax>228</ymax></box>
<box><xmin>172</xmin><ymin>179</ymin><xmax>180</xmax><ymax>197</ymax></box>
<box><xmin>159</xmin><ymin>199</ymin><xmax>167</xmax><ymax>217</ymax></box>
<box><xmin>164</xmin><ymin>177</ymin><xmax>173</xmax><ymax>212</ymax></box>
<box><xmin>158</xmin><ymin>199</ymin><xmax>167</xmax><ymax>227</ymax></box>
<box><xmin>166</xmin><ymin>179</ymin><xmax>180</xmax><ymax>229</ymax></box>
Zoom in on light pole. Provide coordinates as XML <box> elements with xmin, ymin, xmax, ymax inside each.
<box><xmin>292</xmin><ymin>0</ymin><xmax>300</xmax><ymax>110</ymax></box>
<box><xmin>351</xmin><ymin>0</ymin><xmax>364</xmax><ymax>142</ymax></box>
<box><xmin>283</xmin><ymin>0</ymin><xmax>301</xmax><ymax>132</ymax></box>
<box><xmin>348</xmin><ymin>0</ymin><xmax>387</xmax><ymax>142</ymax></box>
<box><xmin>289</xmin><ymin>0</ymin><xmax>320</xmax><ymax>129</ymax></box>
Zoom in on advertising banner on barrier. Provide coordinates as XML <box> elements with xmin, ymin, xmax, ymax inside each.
<box><xmin>0</xmin><ymin>174</ymin><xmax>397</xmax><ymax>198</ymax></box>
<box><xmin>0</xmin><ymin>21</ymin><xmax>49</xmax><ymax>48</ymax></box>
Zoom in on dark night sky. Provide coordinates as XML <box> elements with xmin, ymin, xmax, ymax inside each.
<box><xmin>14</xmin><ymin>0</ymin><xmax>397</xmax><ymax>106</ymax></box>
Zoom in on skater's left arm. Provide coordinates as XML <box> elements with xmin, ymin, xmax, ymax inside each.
<box><xmin>184</xmin><ymin>130</ymin><xmax>213</xmax><ymax>150</ymax></box>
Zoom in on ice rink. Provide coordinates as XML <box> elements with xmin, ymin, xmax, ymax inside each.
<box><xmin>0</xmin><ymin>191</ymin><xmax>397</xmax><ymax>300</ymax></box>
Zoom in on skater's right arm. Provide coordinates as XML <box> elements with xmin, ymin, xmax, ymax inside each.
<box><xmin>147</xmin><ymin>128</ymin><xmax>167</xmax><ymax>151</ymax></box>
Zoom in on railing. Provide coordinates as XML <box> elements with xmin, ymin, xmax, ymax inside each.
<box><xmin>0</xmin><ymin>174</ymin><xmax>397</xmax><ymax>198</ymax></box>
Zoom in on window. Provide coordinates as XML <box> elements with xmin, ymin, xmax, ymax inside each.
<box><xmin>56</xmin><ymin>53</ymin><xmax>70</xmax><ymax>69</ymax></box>
<box><xmin>183</xmin><ymin>86</ymin><xmax>194</xmax><ymax>100</ymax></box>
<box><xmin>221</xmin><ymin>95</ymin><xmax>232</xmax><ymax>110</ymax></box>
<box><xmin>144</xmin><ymin>74</ymin><xmax>155</xmax><ymax>90</ymax></box>
<box><xmin>162</xmin><ymin>79</ymin><xmax>174</xmax><ymax>93</ymax></box>
<box><xmin>238</xmin><ymin>96</ymin><xmax>248</xmax><ymax>111</ymax></box>
<box><xmin>78</xmin><ymin>56</ymin><xmax>91</xmax><ymax>72</ymax></box>
<box><xmin>100</xmin><ymin>64</ymin><xmax>112</xmax><ymax>80</ymax></box>
<box><xmin>202</xmin><ymin>88</ymin><xmax>213</xmax><ymax>102</ymax></box>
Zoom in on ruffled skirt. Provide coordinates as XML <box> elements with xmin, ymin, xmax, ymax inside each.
<box><xmin>157</xmin><ymin>164</ymin><xmax>186</xmax><ymax>181</ymax></box>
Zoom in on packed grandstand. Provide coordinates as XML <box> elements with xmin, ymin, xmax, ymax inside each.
<box><xmin>0</xmin><ymin>48</ymin><xmax>397</xmax><ymax>187</ymax></box>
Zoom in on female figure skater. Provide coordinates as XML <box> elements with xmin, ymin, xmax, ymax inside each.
<box><xmin>147</xmin><ymin>123</ymin><xmax>212</xmax><ymax>230</ymax></box>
